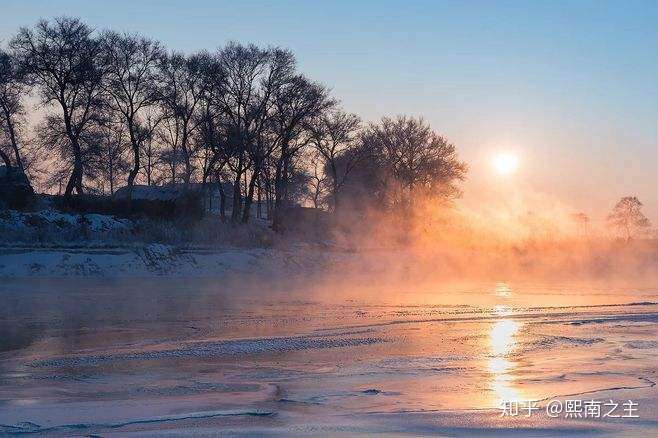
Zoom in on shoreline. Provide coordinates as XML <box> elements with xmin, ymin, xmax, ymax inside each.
<box><xmin>0</xmin><ymin>244</ymin><xmax>341</xmax><ymax>278</ymax></box>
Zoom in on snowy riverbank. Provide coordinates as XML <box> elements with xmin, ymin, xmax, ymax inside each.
<box><xmin>0</xmin><ymin>244</ymin><xmax>349</xmax><ymax>278</ymax></box>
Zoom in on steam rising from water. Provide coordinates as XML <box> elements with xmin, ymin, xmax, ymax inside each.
<box><xmin>322</xmin><ymin>192</ymin><xmax>658</xmax><ymax>285</ymax></box>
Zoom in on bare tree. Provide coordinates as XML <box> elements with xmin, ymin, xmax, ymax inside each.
<box><xmin>139</xmin><ymin>108</ymin><xmax>164</xmax><ymax>186</ymax></box>
<box><xmin>306</xmin><ymin>149</ymin><xmax>328</xmax><ymax>209</ymax></box>
<box><xmin>362</xmin><ymin>116</ymin><xmax>467</xmax><ymax>210</ymax></box>
<box><xmin>0</xmin><ymin>49</ymin><xmax>26</xmax><ymax>170</ymax></box>
<box><xmin>190</xmin><ymin>56</ymin><xmax>233</xmax><ymax>217</ymax></box>
<box><xmin>607</xmin><ymin>196</ymin><xmax>651</xmax><ymax>241</ymax></box>
<box><xmin>1</xmin><ymin>15</ymin><xmax>476</xmax><ymax>234</ymax></box>
<box><xmin>94</xmin><ymin>119</ymin><xmax>129</xmax><ymax>195</ymax></box>
<box><xmin>311</xmin><ymin>110</ymin><xmax>361</xmax><ymax>211</ymax></box>
<box><xmin>101</xmin><ymin>31</ymin><xmax>164</xmax><ymax>198</ymax></box>
<box><xmin>158</xmin><ymin>51</ymin><xmax>209</xmax><ymax>185</ymax></box>
<box><xmin>11</xmin><ymin>17</ymin><xmax>106</xmax><ymax>200</ymax></box>
<box><xmin>271</xmin><ymin>75</ymin><xmax>332</xmax><ymax>222</ymax></box>
<box><xmin>214</xmin><ymin>43</ymin><xmax>295</xmax><ymax>222</ymax></box>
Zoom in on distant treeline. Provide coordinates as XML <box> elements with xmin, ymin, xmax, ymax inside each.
<box><xmin>0</xmin><ymin>17</ymin><xmax>466</xmax><ymax>225</ymax></box>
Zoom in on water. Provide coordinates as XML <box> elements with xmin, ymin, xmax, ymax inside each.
<box><xmin>1</xmin><ymin>277</ymin><xmax>657</xmax><ymax>435</ymax></box>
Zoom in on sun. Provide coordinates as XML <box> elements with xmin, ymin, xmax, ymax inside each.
<box><xmin>492</xmin><ymin>152</ymin><xmax>519</xmax><ymax>176</ymax></box>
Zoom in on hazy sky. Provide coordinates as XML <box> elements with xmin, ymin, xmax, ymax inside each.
<box><xmin>1</xmin><ymin>0</ymin><xmax>657</xmax><ymax>223</ymax></box>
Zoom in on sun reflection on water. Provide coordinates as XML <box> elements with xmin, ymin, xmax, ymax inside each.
<box><xmin>490</xmin><ymin>319</ymin><xmax>519</xmax><ymax>356</ymax></box>
<box><xmin>488</xmin><ymin>283</ymin><xmax>522</xmax><ymax>407</ymax></box>
<box><xmin>494</xmin><ymin>283</ymin><xmax>512</xmax><ymax>298</ymax></box>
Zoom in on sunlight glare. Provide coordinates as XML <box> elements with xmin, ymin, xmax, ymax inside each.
<box><xmin>490</xmin><ymin>319</ymin><xmax>519</xmax><ymax>356</ymax></box>
<box><xmin>489</xmin><ymin>318</ymin><xmax>522</xmax><ymax>406</ymax></box>
<box><xmin>492</xmin><ymin>152</ymin><xmax>519</xmax><ymax>176</ymax></box>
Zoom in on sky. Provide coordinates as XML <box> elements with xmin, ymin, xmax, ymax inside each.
<box><xmin>1</xmin><ymin>0</ymin><xmax>657</xmax><ymax>224</ymax></box>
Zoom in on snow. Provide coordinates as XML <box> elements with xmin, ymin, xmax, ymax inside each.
<box><xmin>0</xmin><ymin>245</ymin><xmax>340</xmax><ymax>277</ymax></box>
<box><xmin>114</xmin><ymin>184</ymin><xmax>188</xmax><ymax>201</ymax></box>
<box><xmin>81</xmin><ymin>213</ymin><xmax>132</xmax><ymax>232</ymax></box>
<box><xmin>0</xmin><ymin>209</ymin><xmax>133</xmax><ymax>236</ymax></box>
<box><xmin>0</xmin><ymin>207</ymin><xmax>337</xmax><ymax>276</ymax></box>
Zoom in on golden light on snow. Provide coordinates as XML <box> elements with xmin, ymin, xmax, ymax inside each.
<box><xmin>492</xmin><ymin>152</ymin><xmax>519</xmax><ymax>176</ymax></box>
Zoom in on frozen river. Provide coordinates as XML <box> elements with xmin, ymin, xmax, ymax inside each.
<box><xmin>1</xmin><ymin>277</ymin><xmax>657</xmax><ymax>435</ymax></box>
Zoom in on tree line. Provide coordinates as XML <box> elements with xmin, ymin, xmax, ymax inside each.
<box><xmin>0</xmin><ymin>17</ymin><xmax>467</xmax><ymax>224</ymax></box>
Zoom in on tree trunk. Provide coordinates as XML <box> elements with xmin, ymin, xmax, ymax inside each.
<box><xmin>109</xmin><ymin>155</ymin><xmax>114</xmax><ymax>196</ymax></box>
<box><xmin>75</xmin><ymin>168</ymin><xmax>84</xmax><ymax>194</ymax></box>
<box><xmin>330</xmin><ymin>160</ymin><xmax>339</xmax><ymax>212</ymax></box>
<box><xmin>64</xmin><ymin>145</ymin><xmax>84</xmax><ymax>201</ymax></box>
<box><xmin>0</xmin><ymin>149</ymin><xmax>11</xmax><ymax>168</ymax></box>
<box><xmin>126</xmin><ymin>117</ymin><xmax>140</xmax><ymax>201</ymax></box>
<box><xmin>282</xmin><ymin>155</ymin><xmax>290</xmax><ymax>203</ymax></box>
<box><xmin>272</xmin><ymin>152</ymin><xmax>291</xmax><ymax>232</ymax></box>
<box><xmin>127</xmin><ymin>146</ymin><xmax>140</xmax><ymax>200</ymax></box>
<box><xmin>207</xmin><ymin>178</ymin><xmax>212</xmax><ymax>214</ymax></box>
<box><xmin>1</xmin><ymin>104</ymin><xmax>23</xmax><ymax>170</ymax></box>
<box><xmin>218</xmin><ymin>179</ymin><xmax>226</xmax><ymax>222</ymax></box>
<box><xmin>242</xmin><ymin>167</ymin><xmax>259</xmax><ymax>223</ymax></box>
<box><xmin>257</xmin><ymin>176</ymin><xmax>262</xmax><ymax>219</ymax></box>
<box><xmin>265</xmin><ymin>181</ymin><xmax>272</xmax><ymax>221</ymax></box>
<box><xmin>274</xmin><ymin>140</ymin><xmax>289</xmax><ymax>208</ymax></box>
<box><xmin>145</xmin><ymin>147</ymin><xmax>152</xmax><ymax>186</ymax></box>
<box><xmin>231</xmin><ymin>156</ymin><xmax>243</xmax><ymax>222</ymax></box>
<box><xmin>273</xmin><ymin>158</ymin><xmax>284</xmax><ymax>232</ymax></box>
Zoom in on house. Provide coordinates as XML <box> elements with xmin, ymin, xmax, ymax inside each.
<box><xmin>113</xmin><ymin>182</ymin><xmax>270</xmax><ymax>219</ymax></box>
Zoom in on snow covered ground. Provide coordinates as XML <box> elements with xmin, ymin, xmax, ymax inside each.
<box><xmin>0</xmin><ymin>245</ymin><xmax>330</xmax><ymax>277</ymax></box>
<box><xmin>0</xmin><ymin>209</ymin><xmax>133</xmax><ymax>235</ymax></box>
<box><xmin>0</xmin><ymin>208</ymin><xmax>328</xmax><ymax>277</ymax></box>
<box><xmin>0</xmin><ymin>208</ymin><xmax>275</xmax><ymax>248</ymax></box>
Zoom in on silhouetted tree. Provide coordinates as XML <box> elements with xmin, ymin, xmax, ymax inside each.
<box><xmin>158</xmin><ymin>51</ymin><xmax>210</xmax><ymax>184</ymax></box>
<box><xmin>138</xmin><ymin>108</ymin><xmax>164</xmax><ymax>186</ymax></box>
<box><xmin>94</xmin><ymin>119</ymin><xmax>129</xmax><ymax>195</ymax></box>
<box><xmin>1</xmin><ymin>16</ymin><xmax>473</xmax><ymax>232</ymax></box>
<box><xmin>102</xmin><ymin>31</ymin><xmax>164</xmax><ymax>198</ymax></box>
<box><xmin>311</xmin><ymin>110</ymin><xmax>361</xmax><ymax>211</ymax></box>
<box><xmin>607</xmin><ymin>196</ymin><xmax>651</xmax><ymax>241</ymax></box>
<box><xmin>306</xmin><ymin>150</ymin><xmax>328</xmax><ymax>209</ymax></box>
<box><xmin>11</xmin><ymin>17</ymin><xmax>106</xmax><ymax>200</ymax></box>
<box><xmin>193</xmin><ymin>55</ymin><xmax>231</xmax><ymax>215</ymax></box>
<box><xmin>214</xmin><ymin>43</ymin><xmax>296</xmax><ymax>222</ymax></box>
<box><xmin>0</xmin><ymin>49</ymin><xmax>26</xmax><ymax>170</ymax></box>
<box><xmin>361</xmin><ymin>116</ymin><xmax>467</xmax><ymax>211</ymax></box>
<box><xmin>327</xmin><ymin>140</ymin><xmax>387</xmax><ymax>212</ymax></box>
<box><xmin>270</xmin><ymin>74</ymin><xmax>332</xmax><ymax>224</ymax></box>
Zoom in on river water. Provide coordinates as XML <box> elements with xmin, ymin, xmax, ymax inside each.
<box><xmin>1</xmin><ymin>277</ymin><xmax>657</xmax><ymax>435</ymax></box>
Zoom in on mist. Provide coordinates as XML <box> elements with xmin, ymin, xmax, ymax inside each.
<box><xmin>315</xmin><ymin>191</ymin><xmax>658</xmax><ymax>287</ymax></box>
